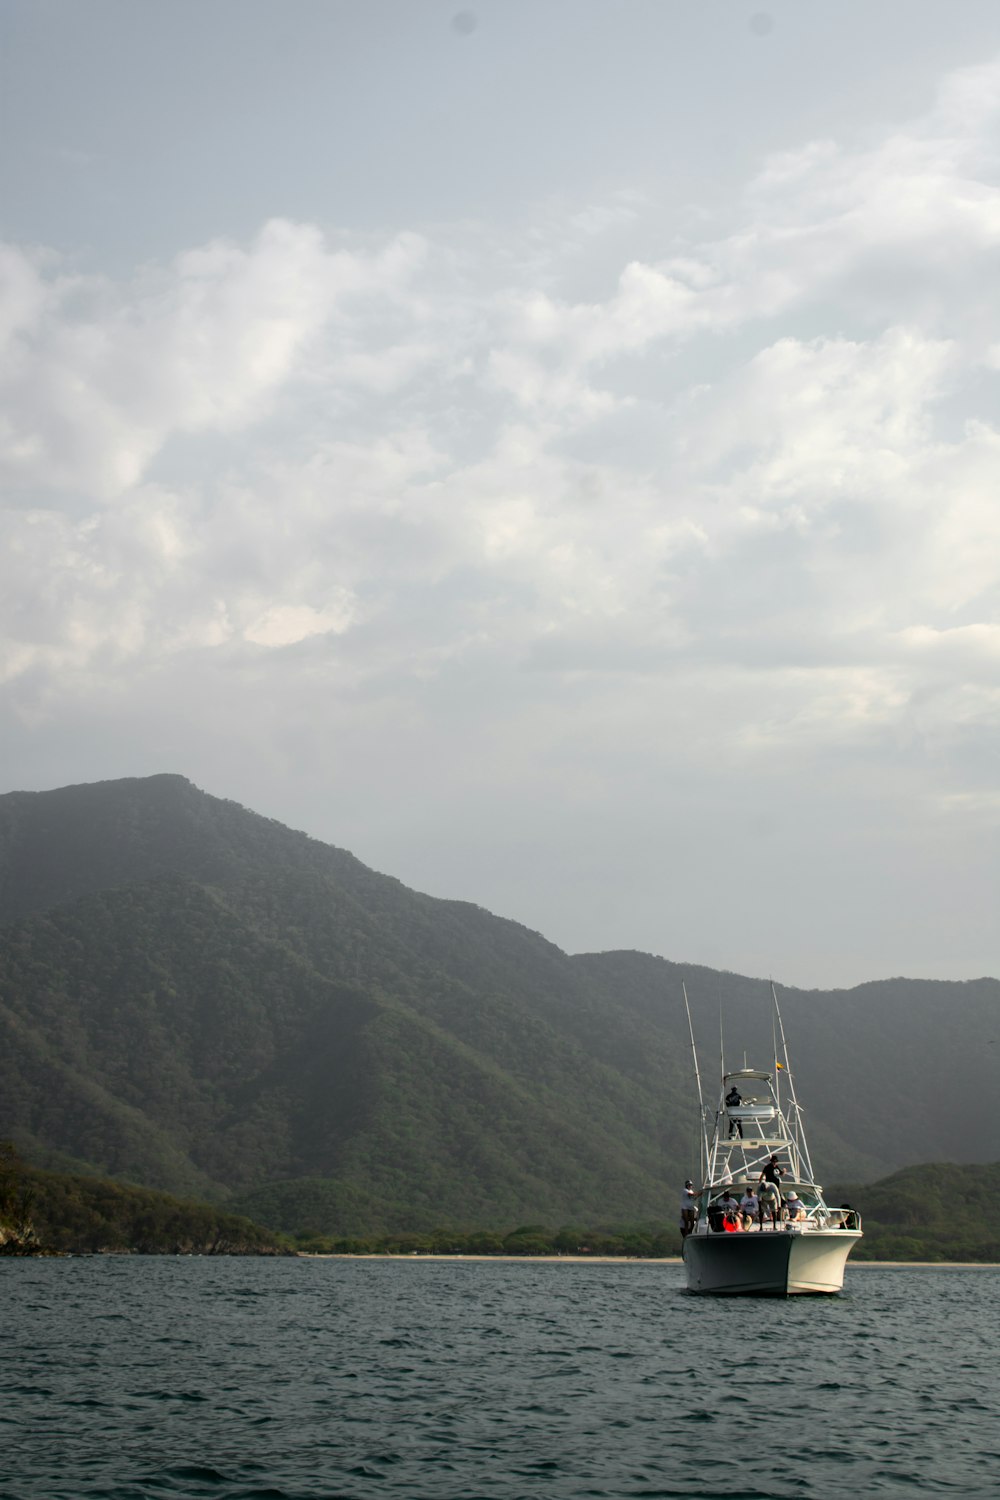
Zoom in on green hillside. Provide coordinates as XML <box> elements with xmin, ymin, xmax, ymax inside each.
<box><xmin>0</xmin><ymin>774</ymin><xmax>996</xmax><ymax>1234</ymax></box>
<box><xmin>0</xmin><ymin>873</ymin><xmax>682</xmax><ymax>1229</ymax></box>
<box><xmin>0</xmin><ymin>1144</ymin><xmax>283</xmax><ymax>1255</ymax></box>
<box><xmin>829</xmin><ymin>1161</ymin><xmax>1000</xmax><ymax>1262</ymax></box>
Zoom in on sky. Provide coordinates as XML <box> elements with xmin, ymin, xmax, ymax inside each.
<box><xmin>2</xmin><ymin>0</ymin><xmax>999</xmax><ymax>989</ymax></box>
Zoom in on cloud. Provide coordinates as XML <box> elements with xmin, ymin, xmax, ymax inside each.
<box><xmin>679</xmin><ymin>328</ymin><xmax>956</xmax><ymax>498</ymax></box>
<box><xmin>486</xmin><ymin>56</ymin><xmax>1000</xmax><ymax>401</ymax></box>
<box><xmin>0</xmin><ymin>220</ymin><xmax>428</xmax><ymax>498</ymax></box>
<box><xmin>244</xmin><ymin>599</ymin><xmax>357</xmax><ymax>648</ymax></box>
<box><xmin>896</xmin><ymin>623</ymin><xmax>1000</xmax><ymax>659</ymax></box>
<box><xmin>2</xmin><ymin>50</ymin><xmax>999</xmax><ymax>873</ymax></box>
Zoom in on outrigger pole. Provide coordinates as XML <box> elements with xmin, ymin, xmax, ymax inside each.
<box><xmin>719</xmin><ymin>1005</ymin><xmax>725</xmax><ymax>1083</ymax></box>
<box><xmin>771</xmin><ymin>981</ymin><xmax>815</xmax><ymax>1182</ymax></box>
<box><xmin>682</xmin><ymin>982</ymin><xmax>709</xmax><ymax>1181</ymax></box>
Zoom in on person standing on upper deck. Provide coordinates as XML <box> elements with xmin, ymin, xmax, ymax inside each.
<box><xmin>725</xmin><ymin>1083</ymin><xmax>743</xmax><ymax>1138</ymax></box>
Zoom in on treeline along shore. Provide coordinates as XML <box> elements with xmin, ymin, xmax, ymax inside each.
<box><xmin>281</xmin><ymin>1160</ymin><xmax>1000</xmax><ymax>1262</ymax></box>
<box><xmin>0</xmin><ymin>1145</ymin><xmax>288</xmax><ymax>1256</ymax></box>
<box><xmin>4</xmin><ymin>1144</ymin><xmax>999</xmax><ymax>1262</ymax></box>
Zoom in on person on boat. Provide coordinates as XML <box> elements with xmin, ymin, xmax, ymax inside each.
<box><xmin>725</xmin><ymin>1083</ymin><xmax>743</xmax><ymax>1138</ymax></box>
<box><xmin>758</xmin><ymin>1178</ymin><xmax>781</xmax><ymax>1227</ymax></box>
<box><xmin>679</xmin><ymin>1181</ymin><xmax>697</xmax><ymax>1238</ymax></box>
<box><xmin>739</xmin><ymin>1186</ymin><xmax>760</xmax><ymax>1228</ymax></box>
<box><xmin>784</xmin><ymin>1191</ymin><xmax>806</xmax><ymax>1223</ymax></box>
<box><xmin>758</xmin><ymin>1154</ymin><xmax>784</xmax><ymax>1187</ymax></box>
<box><xmin>718</xmin><ymin>1188</ymin><xmax>742</xmax><ymax>1227</ymax></box>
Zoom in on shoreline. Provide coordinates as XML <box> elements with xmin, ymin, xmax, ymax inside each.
<box><xmin>299</xmin><ymin>1253</ymin><xmax>1000</xmax><ymax>1268</ymax></box>
<box><xmin>301</xmin><ymin>1253</ymin><xmax>681</xmax><ymax>1263</ymax></box>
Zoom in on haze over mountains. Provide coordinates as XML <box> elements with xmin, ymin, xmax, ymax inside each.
<box><xmin>0</xmin><ymin>775</ymin><xmax>995</xmax><ymax>1234</ymax></box>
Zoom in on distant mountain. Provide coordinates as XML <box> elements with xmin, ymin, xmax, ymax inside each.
<box><xmin>0</xmin><ymin>775</ymin><xmax>996</xmax><ymax>1233</ymax></box>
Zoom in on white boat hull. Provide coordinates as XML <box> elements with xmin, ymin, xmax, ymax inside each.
<box><xmin>683</xmin><ymin>1229</ymin><xmax>862</xmax><ymax>1296</ymax></box>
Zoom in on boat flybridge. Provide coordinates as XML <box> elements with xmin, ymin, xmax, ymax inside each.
<box><xmin>681</xmin><ymin>986</ymin><xmax>862</xmax><ymax>1296</ymax></box>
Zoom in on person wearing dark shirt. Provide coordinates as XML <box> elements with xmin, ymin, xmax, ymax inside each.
<box><xmin>725</xmin><ymin>1084</ymin><xmax>743</xmax><ymax>1138</ymax></box>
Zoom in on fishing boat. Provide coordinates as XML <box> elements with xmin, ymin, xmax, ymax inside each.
<box><xmin>680</xmin><ymin>984</ymin><xmax>862</xmax><ymax>1296</ymax></box>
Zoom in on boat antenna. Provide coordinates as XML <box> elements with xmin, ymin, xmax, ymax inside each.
<box><xmin>771</xmin><ymin>981</ymin><xmax>814</xmax><ymax>1181</ymax></box>
<box><xmin>719</xmin><ymin>1004</ymin><xmax>725</xmax><ymax>1082</ymax></box>
<box><xmin>682</xmin><ymin>983</ymin><xmax>709</xmax><ymax>1178</ymax></box>
<box><xmin>771</xmin><ymin>1001</ymin><xmax>780</xmax><ymax>1111</ymax></box>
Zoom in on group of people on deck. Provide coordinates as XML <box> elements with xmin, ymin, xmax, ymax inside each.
<box><xmin>679</xmin><ymin>1156</ymin><xmax>808</xmax><ymax>1237</ymax></box>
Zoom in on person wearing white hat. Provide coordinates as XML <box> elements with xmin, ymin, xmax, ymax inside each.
<box><xmin>759</xmin><ymin>1178</ymin><xmax>781</xmax><ymax>1227</ymax></box>
<box><xmin>785</xmin><ymin>1191</ymin><xmax>806</xmax><ymax>1223</ymax></box>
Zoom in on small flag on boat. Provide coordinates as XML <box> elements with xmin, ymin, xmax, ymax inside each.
<box><xmin>776</xmin><ymin>1062</ymin><xmax>785</xmax><ymax>1070</ymax></box>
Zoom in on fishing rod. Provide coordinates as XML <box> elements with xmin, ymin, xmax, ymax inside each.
<box><xmin>771</xmin><ymin>981</ymin><xmax>814</xmax><ymax>1182</ymax></box>
<box><xmin>682</xmin><ymin>982</ymin><xmax>709</xmax><ymax>1182</ymax></box>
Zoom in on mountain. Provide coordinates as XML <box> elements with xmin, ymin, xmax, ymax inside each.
<box><xmin>0</xmin><ymin>774</ymin><xmax>996</xmax><ymax>1233</ymax></box>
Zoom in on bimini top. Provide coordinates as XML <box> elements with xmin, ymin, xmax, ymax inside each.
<box><xmin>724</xmin><ymin>1069</ymin><xmax>772</xmax><ymax>1082</ymax></box>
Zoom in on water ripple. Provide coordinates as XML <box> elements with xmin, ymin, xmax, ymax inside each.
<box><xmin>4</xmin><ymin>1261</ymin><xmax>1000</xmax><ymax>1498</ymax></box>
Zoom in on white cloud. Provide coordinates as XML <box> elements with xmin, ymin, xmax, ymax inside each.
<box><xmin>896</xmin><ymin>623</ymin><xmax>1000</xmax><ymax>658</ymax></box>
<box><xmin>244</xmin><ymin>598</ymin><xmax>357</xmax><ymax>648</ymax></box>
<box><xmin>2</xmin><ymin>49</ymin><xmax>1000</xmax><ymax>928</ymax></box>
<box><xmin>679</xmin><ymin>328</ymin><xmax>956</xmax><ymax>498</ymax></box>
<box><xmin>0</xmin><ymin>220</ymin><xmax>428</xmax><ymax>498</ymax></box>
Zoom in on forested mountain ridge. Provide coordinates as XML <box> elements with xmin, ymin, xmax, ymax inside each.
<box><xmin>0</xmin><ymin>775</ymin><xmax>996</xmax><ymax>1234</ymax></box>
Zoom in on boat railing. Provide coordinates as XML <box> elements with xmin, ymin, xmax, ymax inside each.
<box><xmin>698</xmin><ymin>1205</ymin><xmax>863</xmax><ymax>1234</ymax></box>
<box><xmin>792</xmin><ymin>1207</ymin><xmax>862</xmax><ymax>1231</ymax></box>
<box><xmin>823</xmin><ymin>1207</ymin><xmax>862</xmax><ymax>1231</ymax></box>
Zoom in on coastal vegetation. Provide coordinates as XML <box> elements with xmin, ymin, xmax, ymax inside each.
<box><xmin>290</xmin><ymin>1223</ymin><xmax>679</xmax><ymax>1257</ymax></box>
<box><xmin>833</xmin><ymin>1161</ymin><xmax>1000</xmax><ymax>1263</ymax></box>
<box><xmin>282</xmin><ymin>1162</ymin><xmax>1000</xmax><ymax>1261</ymax></box>
<box><xmin>4</xmin><ymin>1135</ymin><xmax>996</xmax><ymax>1261</ymax></box>
<box><xmin>0</xmin><ymin>1144</ymin><xmax>285</xmax><ymax>1255</ymax></box>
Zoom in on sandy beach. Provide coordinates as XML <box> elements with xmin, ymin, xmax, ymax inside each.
<box><xmin>302</xmin><ymin>1254</ymin><xmax>682</xmax><ymax>1263</ymax></box>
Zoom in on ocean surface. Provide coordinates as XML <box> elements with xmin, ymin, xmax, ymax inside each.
<box><xmin>4</xmin><ymin>1257</ymin><xmax>999</xmax><ymax>1499</ymax></box>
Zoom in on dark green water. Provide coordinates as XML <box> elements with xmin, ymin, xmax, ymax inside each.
<box><xmin>4</xmin><ymin>1258</ymin><xmax>999</xmax><ymax>1498</ymax></box>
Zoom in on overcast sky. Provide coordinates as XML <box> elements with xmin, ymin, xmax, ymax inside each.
<box><xmin>2</xmin><ymin>0</ymin><xmax>999</xmax><ymax>988</ymax></box>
